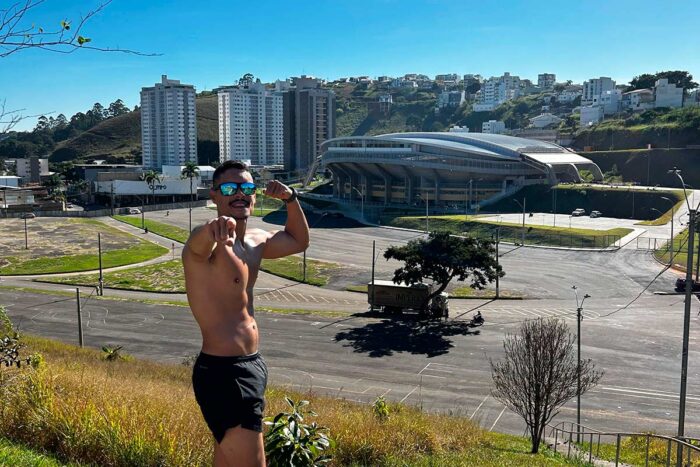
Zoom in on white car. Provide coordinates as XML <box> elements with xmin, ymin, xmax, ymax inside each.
<box><xmin>128</xmin><ymin>208</ymin><xmax>142</xmax><ymax>214</ymax></box>
<box><xmin>590</xmin><ymin>210</ymin><xmax>602</xmax><ymax>218</ymax></box>
<box><xmin>571</xmin><ymin>208</ymin><xmax>586</xmax><ymax>217</ymax></box>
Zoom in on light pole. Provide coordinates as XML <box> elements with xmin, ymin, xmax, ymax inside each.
<box><xmin>513</xmin><ymin>198</ymin><xmax>526</xmax><ymax>246</ymax></box>
<box><xmin>552</xmin><ymin>187</ymin><xmax>558</xmax><ymax>227</ymax></box>
<box><xmin>23</xmin><ymin>216</ymin><xmax>28</xmax><ymax>249</ymax></box>
<box><xmin>351</xmin><ymin>186</ymin><xmax>365</xmax><ymax>221</ymax></box>
<box><xmin>416</xmin><ymin>192</ymin><xmax>429</xmax><ymax>233</ymax></box>
<box><xmin>669</xmin><ymin>168</ymin><xmax>696</xmax><ymax>464</ymax></box>
<box><xmin>572</xmin><ymin>285</ymin><xmax>590</xmax><ymax>442</ymax></box>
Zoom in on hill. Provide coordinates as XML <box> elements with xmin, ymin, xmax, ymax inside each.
<box><xmin>49</xmin><ymin>95</ymin><xmax>219</xmax><ymax>165</ymax></box>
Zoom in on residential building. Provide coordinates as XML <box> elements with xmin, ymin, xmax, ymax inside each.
<box><xmin>283</xmin><ymin>76</ymin><xmax>336</xmax><ymax>173</ymax></box>
<box><xmin>448</xmin><ymin>126</ymin><xmax>470</xmax><ymax>133</ymax></box>
<box><xmin>0</xmin><ymin>186</ymin><xmax>35</xmax><ymax>207</ymax></box>
<box><xmin>474</xmin><ymin>73</ymin><xmax>521</xmax><ymax>112</ymax></box>
<box><xmin>529</xmin><ymin>113</ymin><xmax>563</xmax><ymax>128</ymax></box>
<box><xmin>0</xmin><ymin>175</ymin><xmax>20</xmax><ymax>187</ymax></box>
<box><xmin>582</xmin><ymin>77</ymin><xmax>615</xmax><ymax>105</ymax></box>
<box><xmin>580</xmin><ymin>105</ymin><xmax>604</xmax><ymax>126</ymax></box>
<box><xmin>14</xmin><ymin>156</ymin><xmax>49</xmax><ymax>183</ymax></box>
<box><xmin>538</xmin><ymin>73</ymin><xmax>556</xmax><ymax>90</ymax></box>
<box><xmin>377</xmin><ymin>76</ymin><xmax>393</xmax><ymax>83</ymax></box>
<box><xmin>686</xmin><ymin>89</ymin><xmax>700</xmax><ymax>107</ymax></box>
<box><xmin>435</xmin><ymin>73</ymin><xmax>460</xmax><ymax>83</ymax></box>
<box><xmin>482</xmin><ymin>120</ymin><xmax>506</xmax><ymax>134</ymax></box>
<box><xmin>437</xmin><ymin>90</ymin><xmax>465</xmax><ymax>109</ymax></box>
<box><xmin>390</xmin><ymin>78</ymin><xmax>418</xmax><ymax>89</ymax></box>
<box><xmin>217</xmin><ymin>81</ymin><xmax>284</xmax><ymax>166</ymax></box>
<box><xmin>557</xmin><ymin>87</ymin><xmax>582</xmax><ymax>103</ymax></box>
<box><xmin>654</xmin><ymin>79</ymin><xmax>684</xmax><ymax>108</ymax></box>
<box><xmin>622</xmin><ymin>89</ymin><xmax>654</xmax><ymax>111</ymax></box>
<box><xmin>140</xmin><ymin>75</ymin><xmax>197</xmax><ymax>170</ymax></box>
<box><xmin>595</xmin><ymin>89</ymin><xmax>622</xmax><ymax>115</ymax></box>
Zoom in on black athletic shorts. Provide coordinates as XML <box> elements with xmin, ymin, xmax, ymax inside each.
<box><xmin>192</xmin><ymin>352</ymin><xmax>268</xmax><ymax>443</ymax></box>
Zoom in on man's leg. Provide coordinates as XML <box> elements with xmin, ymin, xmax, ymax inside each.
<box><xmin>216</xmin><ymin>426</ymin><xmax>265</xmax><ymax>467</ymax></box>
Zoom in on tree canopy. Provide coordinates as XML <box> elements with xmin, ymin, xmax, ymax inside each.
<box><xmin>629</xmin><ymin>70</ymin><xmax>698</xmax><ymax>92</ymax></box>
<box><xmin>383</xmin><ymin>231</ymin><xmax>503</xmax><ymax>307</ymax></box>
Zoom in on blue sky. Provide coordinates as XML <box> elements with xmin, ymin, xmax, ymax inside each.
<box><xmin>4</xmin><ymin>0</ymin><xmax>699</xmax><ymax>131</ymax></box>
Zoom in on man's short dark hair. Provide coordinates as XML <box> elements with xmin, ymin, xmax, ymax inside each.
<box><xmin>212</xmin><ymin>160</ymin><xmax>250</xmax><ymax>186</ymax></box>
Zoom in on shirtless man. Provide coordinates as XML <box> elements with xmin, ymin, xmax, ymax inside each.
<box><xmin>182</xmin><ymin>160</ymin><xmax>309</xmax><ymax>467</ymax></box>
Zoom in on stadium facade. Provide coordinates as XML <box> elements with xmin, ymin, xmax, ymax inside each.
<box><xmin>319</xmin><ymin>132</ymin><xmax>602</xmax><ymax>210</ymax></box>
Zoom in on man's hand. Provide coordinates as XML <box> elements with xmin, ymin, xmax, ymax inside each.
<box><xmin>206</xmin><ymin>216</ymin><xmax>237</xmax><ymax>245</ymax></box>
<box><xmin>264</xmin><ymin>180</ymin><xmax>293</xmax><ymax>201</ymax></box>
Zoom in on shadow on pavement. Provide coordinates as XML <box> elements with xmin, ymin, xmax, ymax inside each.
<box><xmin>334</xmin><ymin>316</ymin><xmax>480</xmax><ymax>358</ymax></box>
<box><xmin>263</xmin><ymin>211</ymin><xmax>365</xmax><ymax>229</ymax></box>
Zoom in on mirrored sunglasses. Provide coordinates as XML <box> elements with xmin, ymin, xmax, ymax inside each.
<box><xmin>216</xmin><ymin>182</ymin><xmax>256</xmax><ymax>196</ymax></box>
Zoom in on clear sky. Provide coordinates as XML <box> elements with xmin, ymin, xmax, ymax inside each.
<box><xmin>4</xmin><ymin>0</ymin><xmax>699</xmax><ymax>131</ymax></box>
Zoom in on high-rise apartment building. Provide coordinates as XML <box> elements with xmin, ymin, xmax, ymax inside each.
<box><xmin>283</xmin><ymin>76</ymin><xmax>336</xmax><ymax>173</ymax></box>
<box><xmin>217</xmin><ymin>82</ymin><xmax>284</xmax><ymax>166</ymax></box>
<box><xmin>140</xmin><ymin>75</ymin><xmax>197</xmax><ymax>170</ymax></box>
<box><xmin>538</xmin><ymin>73</ymin><xmax>556</xmax><ymax>89</ymax></box>
<box><xmin>473</xmin><ymin>73</ymin><xmax>520</xmax><ymax>111</ymax></box>
<box><xmin>582</xmin><ymin>77</ymin><xmax>615</xmax><ymax>106</ymax></box>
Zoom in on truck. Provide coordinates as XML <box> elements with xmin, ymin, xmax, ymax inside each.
<box><xmin>367</xmin><ymin>280</ymin><xmax>449</xmax><ymax>319</ymax></box>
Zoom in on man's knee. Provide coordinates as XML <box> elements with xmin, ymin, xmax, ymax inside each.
<box><xmin>218</xmin><ymin>425</ymin><xmax>265</xmax><ymax>467</ymax></box>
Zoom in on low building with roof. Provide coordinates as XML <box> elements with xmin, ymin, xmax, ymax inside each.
<box><xmin>317</xmin><ymin>132</ymin><xmax>602</xmax><ymax>212</ymax></box>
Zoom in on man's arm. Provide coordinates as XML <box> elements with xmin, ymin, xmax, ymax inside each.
<box><xmin>262</xmin><ymin>182</ymin><xmax>310</xmax><ymax>259</ymax></box>
<box><xmin>183</xmin><ymin>217</ymin><xmax>237</xmax><ymax>262</ymax></box>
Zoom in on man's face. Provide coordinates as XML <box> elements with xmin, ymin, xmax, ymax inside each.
<box><xmin>210</xmin><ymin>169</ymin><xmax>256</xmax><ymax>220</ymax></box>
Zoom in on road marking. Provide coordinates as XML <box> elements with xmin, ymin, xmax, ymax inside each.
<box><xmin>470</xmin><ymin>395</ymin><xmax>489</xmax><ymax>420</ymax></box>
<box><xmin>400</xmin><ymin>386</ymin><xmax>419</xmax><ymax>403</ymax></box>
<box><xmin>489</xmin><ymin>406</ymin><xmax>507</xmax><ymax>431</ymax></box>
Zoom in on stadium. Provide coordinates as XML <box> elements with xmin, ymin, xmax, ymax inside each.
<box><xmin>316</xmin><ymin>132</ymin><xmax>603</xmax><ymax>212</ymax></box>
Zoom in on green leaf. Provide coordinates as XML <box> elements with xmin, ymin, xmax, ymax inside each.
<box><xmin>61</xmin><ymin>20</ymin><xmax>71</xmax><ymax>30</ymax></box>
<box><xmin>77</xmin><ymin>36</ymin><xmax>91</xmax><ymax>45</ymax></box>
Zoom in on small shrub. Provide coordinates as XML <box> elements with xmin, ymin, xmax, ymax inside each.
<box><xmin>101</xmin><ymin>345</ymin><xmax>128</xmax><ymax>362</ymax></box>
<box><xmin>264</xmin><ymin>397</ymin><xmax>333</xmax><ymax>466</ymax></box>
<box><xmin>372</xmin><ymin>396</ymin><xmax>389</xmax><ymax>421</ymax></box>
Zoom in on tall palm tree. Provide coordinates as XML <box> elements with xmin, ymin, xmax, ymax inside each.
<box><xmin>180</xmin><ymin>161</ymin><xmax>200</xmax><ymax>232</ymax></box>
<box><xmin>141</xmin><ymin>170</ymin><xmax>162</xmax><ymax>230</ymax></box>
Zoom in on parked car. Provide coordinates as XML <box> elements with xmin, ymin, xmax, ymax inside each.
<box><xmin>571</xmin><ymin>208</ymin><xmax>586</xmax><ymax>217</ymax></box>
<box><xmin>675</xmin><ymin>278</ymin><xmax>700</xmax><ymax>292</ymax></box>
<box><xmin>590</xmin><ymin>210</ymin><xmax>602</xmax><ymax>218</ymax></box>
<box><xmin>20</xmin><ymin>212</ymin><xmax>36</xmax><ymax>219</ymax></box>
<box><xmin>127</xmin><ymin>207</ymin><xmax>142</xmax><ymax>214</ymax></box>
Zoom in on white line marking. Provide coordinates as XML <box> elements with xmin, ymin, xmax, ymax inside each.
<box><xmin>470</xmin><ymin>395</ymin><xmax>489</xmax><ymax>420</ymax></box>
<box><xmin>489</xmin><ymin>406</ymin><xmax>507</xmax><ymax>431</ymax></box>
<box><xmin>400</xmin><ymin>386</ymin><xmax>418</xmax><ymax>403</ymax></box>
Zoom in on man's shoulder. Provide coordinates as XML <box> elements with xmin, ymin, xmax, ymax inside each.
<box><xmin>246</xmin><ymin>227</ymin><xmax>274</xmax><ymax>245</ymax></box>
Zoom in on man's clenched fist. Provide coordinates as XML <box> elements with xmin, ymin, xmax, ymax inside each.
<box><xmin>264</xmin><ymin>180</ymin><xmax>293</xmax><ymax>201</ymax></box>
<box><xmin>207</xmin><ymin>216</ymin><xmax>237</xmax><ymax>244</ymax></box>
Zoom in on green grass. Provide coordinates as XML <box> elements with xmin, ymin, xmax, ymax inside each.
<box><xmin>385</xmin><ymin>215</ymin><xmax>631</xmax><ymax>248</ymax></box>
<box><xmin>112</xmin><ymin>215</ymin><xmax>190</xmax><ymax>243</ymax></box>
<box><xmin>0</xmin><ymin>242</ymin><xmax>167</xmax><ymax>275</ymax></box>
<box><xmin>0</xmin><ymin>437</ymin><xmax>71</xmax><ymax>466</ymax></box>
<box><xmin>576</xmin><ymin>435</ymin><xmax>699</xmax><ymax>467</ymax></box>
<box><xmin>261</xmin><ymin>255</ymin><xmax>337</xmax><ymax>286</ymax></box>
<box><xmin>654</xmin><ymin>228</ymin><xmax>700</xmax><ymax>270</ymax></box>
<box><xmin>41</xmin><ymin>254</ymin><xmax>340</xmax><ymax>291</ymax></box>
<box><xmin>637</xmin><ymin>197</ymin><xmax>685</xmax><ymax>226</ymax></box>
<box><xmin>0</xmin><ymin>332</ymin><xmax>590</xmax><ymax>466</ymax></box>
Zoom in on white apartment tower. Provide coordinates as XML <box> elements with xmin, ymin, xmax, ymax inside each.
<box><xmin>218</xmin><ymin>82</ymin><xmax>284</xmax><ymax>166</ymax></box>
<box><xmin>473</xmin><ymin>73</ymin><xmax>521</xmax><ymax>111</ymax></box>
<box><xmin>582</xmin><ymin>77</ymin><xmax>615</xmax><ymax>106</ymax></box>
<box><xmin>140</xmin><ymin>75</ymin><xmax>197</xmax><ymax>170</ymax></box>
<box><xmin>538</xmin><ymin>73</ymin><xmax>556</xmax><ymax>89</ymax></box>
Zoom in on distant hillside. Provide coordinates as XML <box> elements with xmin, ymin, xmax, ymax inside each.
<box><xmin>50</xmin><ymin>95</ymin><xmax>219</xmax><ymax>164</ymax></box>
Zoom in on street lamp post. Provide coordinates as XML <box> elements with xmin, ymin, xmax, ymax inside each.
<box><xmin>572</xmin><ymin>286</ymin><xmax>591</xmax><ymax>443</ymax></box>
<box><xmin>513</xmin><ymin>198</ymin><xmax>526</xmax><ymax>246</ymax></box>
<box><xmin>24</xmin><ymin>216</ymin><xmax>28</xmax><ymax>249</ymax></box>
<box><xmin>660</xmin><ymin>196</ymin><xmax>676</xmax><ymax>262</ymax></box>
<box><xmin>669</xmin><ymin>169</ymin><xmax>695</xmax><ymax>464</ymax></box>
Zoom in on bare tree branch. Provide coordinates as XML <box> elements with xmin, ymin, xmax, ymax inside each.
<box><xmin>0</xmin><ymin>0</ymin><xmax>159</xmax><ymax>58</ymax></box>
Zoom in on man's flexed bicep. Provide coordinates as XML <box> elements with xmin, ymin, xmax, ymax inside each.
<box><xmin>262</xmin><ymin>229</ymin><xmax>308</xmax><ymax>259</ymax></box>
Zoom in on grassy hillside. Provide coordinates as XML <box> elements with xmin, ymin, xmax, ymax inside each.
<box><xmin>50</xmin><ymin>95</ymin><xmax>219</xmax><ymax>164</ymax></box>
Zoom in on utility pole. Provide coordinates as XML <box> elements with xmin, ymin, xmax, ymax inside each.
<box><xmin>552</xmin><ymin>187</ymin><xmax>557</xmax><ymax>227</ymax></box>
<box><xmin>24</xmin><ymin>216</ymin><xmax>28</xmax><ymax>249</ymax></box>
<box><xmin>110</xmin><ymin>181</ymin><xmax>115</xmax><ymax>215</ymax></box>
<box><xmin>98</xmin><ymin>233</ymin><xmax>104</xmax><ymax>296</ymax></box>
<box><xmin>572</xmin><ymin>286</ymin><xmax>590</xmax><ymax>443</ymax></box>
<box><xmin>302</xmin><ymin>249</ymin><xmax>307</xmax><ymax>283</ymax></box>
<box><xmin>371</xmin><ymin>240</ymin><xmax>376</xmax><ymax>310</ymax></box>
<box><xmin>495</xmin><ymin>228</ymin><xmax>500</xmax><ymax>298</ymax></box>
<box><xmin>425</xmin><ymin>193</ymin><xmax>429</xmax><ymax>233</ymax></box>
<box><xmin>76</xmin><ymin>288</ymin><xmax>84</xmax><ymax>347</ymax></box>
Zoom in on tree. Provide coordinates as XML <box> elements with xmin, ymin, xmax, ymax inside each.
<box><xmin>141</xmin><ymin>169</ymin><xmax>161</xmax><ymax>205</ymax></box>
<box><xmin>490</xmin><ymin>318</ymin><xmax>603</xmax><ymax>454</ymax></box>
<box><xmin>383</xmin><ymin>231</ymin><xmax>503</xmax><ymax>310</ymax></box>
<box><xmin>181</xmin><ymin>160</ymin><xmax>200</xmax><ymax>232</ymax></box>
<box><xmin>107</xmin><ymin>99</ymin><xmax>129</xmax><ymax>118</ymax></box>
<box><xmin>43</xmin><ymin>173</ymin><xmax>65</xmax><ymax>197</ymax></box>
<box><xmin>629</xmin><ymin>71</ymin><xmax>698</xmax><ymax>93</ymax></box>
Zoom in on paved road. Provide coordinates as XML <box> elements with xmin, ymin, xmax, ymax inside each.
<box><xmin>3</xmin><ymin>288</ymin><xmax>699</xmax><ymax>438</ymax></box>
<box><xmin>3</xmin><ymin>201</ymin><xmax>700</xmax><ymax>438</ymax></box>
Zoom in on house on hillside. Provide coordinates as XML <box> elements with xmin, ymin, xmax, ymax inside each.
<box><xmin>529</xmin><ymin>113</ymin><xmax>563</xmax><ymax>128</ymax></box>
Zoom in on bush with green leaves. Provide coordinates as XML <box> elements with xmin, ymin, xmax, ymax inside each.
<box><xmin>372</xmin><ymin>395</ymin><xmax>389</xmax><ymax>421</ymax></box>
<box><xmin>101</xmin><ymin>345</ymin><xmax>129</xmax><ymax>361</ymax></box>
<box><xmin>264</xmin><ymin>397</ymin><xmax>333</xmax><ymax>466</ymax></box>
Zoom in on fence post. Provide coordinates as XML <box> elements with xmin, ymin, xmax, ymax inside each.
<box><xmin>554</xmin><ymin>429</ymin><xmax>558</xmax><ymax>453</ymax></box>
<box><xmin>615</xmin><ymin>434</ymin><xmax>621</xmax><ymax>466</ymax></box>
<box><xmin>589</xmin><ymin>433</ymin><xmax>594</xmax><ymax>464</ymax></box>
<box><xmin>666</xmin><ymin>438</ymin><xmax>672</xmax><ymax>466</ymax></box>
<box><xmin>645</xmin><ymin>434</ymin><xmax>650</xmax><ymax>467</ymax></box>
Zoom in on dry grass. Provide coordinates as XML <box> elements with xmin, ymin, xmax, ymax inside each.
<box><xmin>0</xmin><ymin>335</ymin><xmax>584</xmax><ymax>466</ymax></box>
